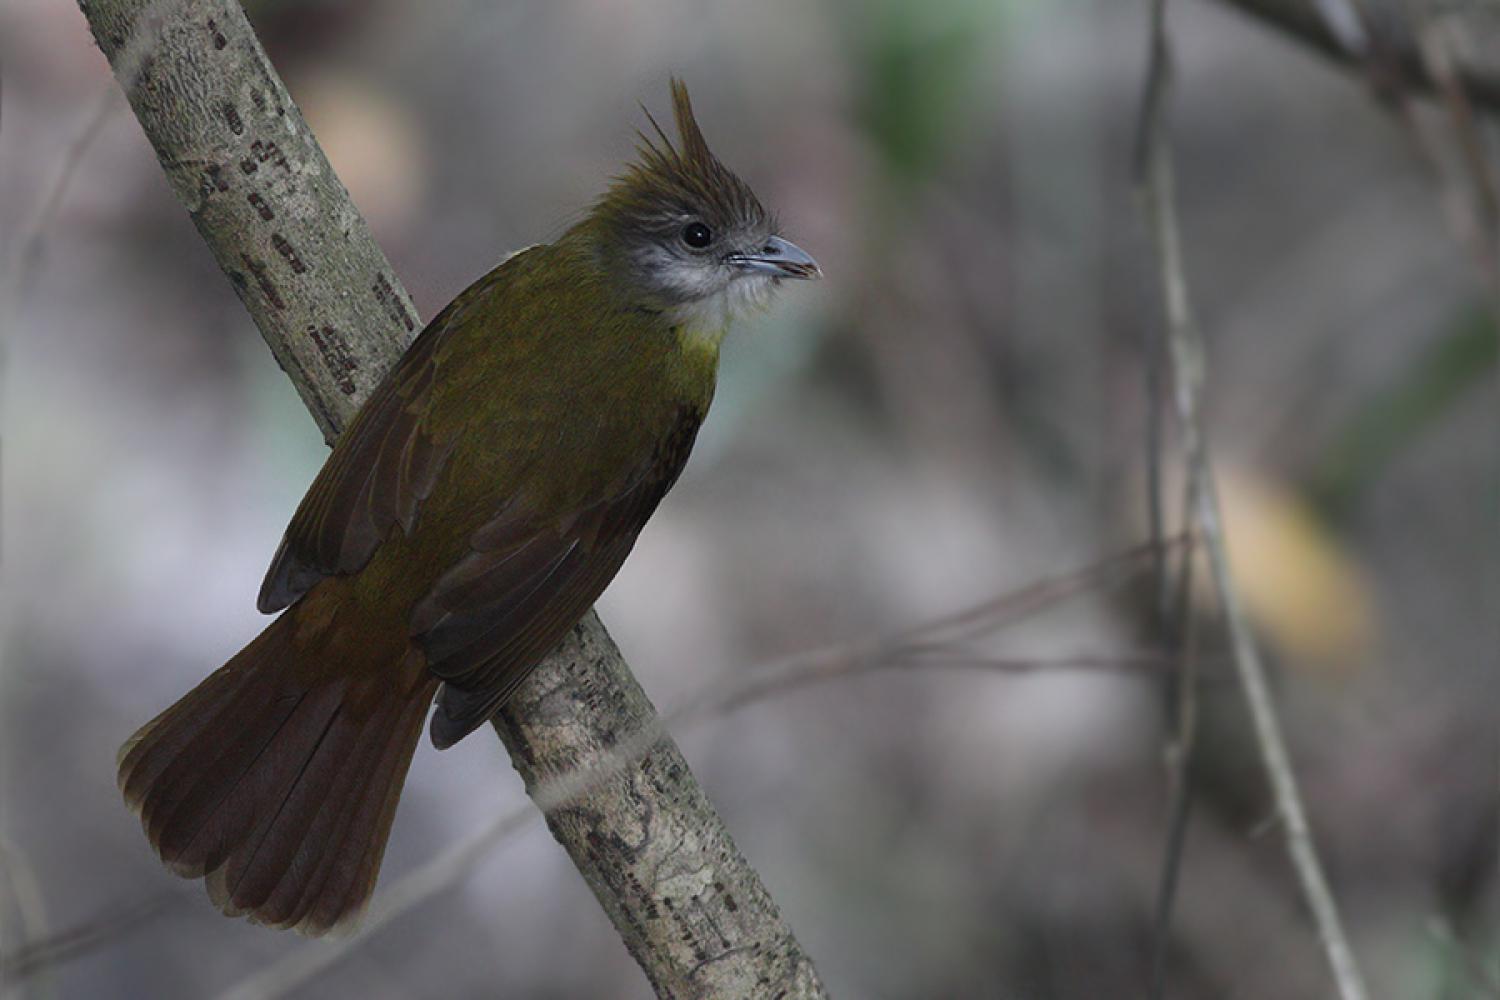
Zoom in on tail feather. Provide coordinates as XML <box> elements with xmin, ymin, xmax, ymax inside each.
<box><xmin>118</xmin><ymin>658</ymin><xmax>250</xmax><ymax>811</ymax></box>
<box><xmin>118</xmin><ymin>604</ymin><xmax>437</xmax><ymax>935</ymax></box>
<box><xmin>226</xmin><ymin>668</ymin><xmax>423</xmax><ymax>933</ymax></box>
<box><xmin>297</xmin><ymin>687</ymin><xmax>431</xmax><ymax>933</ymax></box>
<box><xmin>154</xmin><ymin>686</ymin><xmax>319</xmax><ymax>877</ymax></box>
<box><xmin>124</xmin><ymin>659</ymin><xmax>301</xmax><ymax>879</ymax></box>
<box><xmin>207</xmin><ymin>689</ymin><xmax>348</xmax><ymax>915</ymax></box>
<box><xmin>250</xmin><ymin>694</ymin><xmax>386</xmax><ymax>927</ymax></box>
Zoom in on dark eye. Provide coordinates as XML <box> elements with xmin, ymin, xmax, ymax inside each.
<box><xmin>682</xmin><ymin>222</ymin><xmax>713</xmax><ymax>249</ymax></box>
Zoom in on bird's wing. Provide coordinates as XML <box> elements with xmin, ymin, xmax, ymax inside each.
<box><xmin>413</xmin><ymin>405</ymin><xmax>703</xmax><ymax>748</ymax></box>
<box><xmin>256</xmin><ymin>264</ymin><xmax>516</xmax><ymax>614</ymax></box>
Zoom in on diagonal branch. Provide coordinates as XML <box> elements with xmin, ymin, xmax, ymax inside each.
<box><xmin>75</xmin><ymin>1</ymin><xmax>826</xmax><ymax>996</ymax></box>
<box><xmin>1218</xmin><ymin>0</ymin><xmax>1500</xmax><ymax>112</ymax></box>
<box><xmin>1136</xmin><ymin>3</ymin><xmax>1372</xmax><ymax>1000</ymax></box>
<box><xmin>6</xmin><ymin>538</ymin><xmax>1172</xmax><ymax>990</ymax></box>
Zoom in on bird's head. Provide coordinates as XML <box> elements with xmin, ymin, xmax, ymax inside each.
<box><xmin>588</xmin><ymin>79</ymin><xmax>819</xmax><ymax>333</ymax></box>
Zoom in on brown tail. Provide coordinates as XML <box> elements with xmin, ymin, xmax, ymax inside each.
<box><xmin>117</xmin><ymin>599</ymin><xmax>437</xmax><ymax>935</ymax></box>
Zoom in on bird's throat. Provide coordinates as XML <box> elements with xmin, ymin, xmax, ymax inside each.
<box><xmin>669</xmin><ymin>295</ymin><xmax>734</xmax><ymax>355</ymax></box>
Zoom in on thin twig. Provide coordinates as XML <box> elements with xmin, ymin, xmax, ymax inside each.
<box><xmin>1147</xmin><ymin>521</ymin><xmax>1203</xmax><ymax>1000</ymax></box>
<box><xmin>5</xmin><ymin>538</ymin><xmax>1176</xmax><ymax>989</ymax></box>
<box><xmin>8</xmin><ymin>536</ymin><xmax>1182</xmax><ymax>989</ymax></box>
<box><xmin>0</xmin><ymin>83</ymin><xmax>122</xmax><ymax>1000</ymax></box>
<box><xmin>1134</xmin><ymin>15</ymin><xmax>1206</xmax><ymax>995</ymax></box>
<box><xmin>0</xmin><ymin>541</ymin><xmax>1178</xmax><ymax>990</ymax></box>
<box><xmin>224</xmin><ymin>642</ymin><xmax>1174</xmax><ymax>998</ymax></box>
<box><xmin>0</xmin><ymin>0</ymin><xmax>170</xmax><ymax>326</ymax></box>
<box><xmin>1136</xmin><ymin>4</ymin><xmax>1373</xmax><ymax>1000</ymax></box>
<box><xmin>887</xmin><ymin>536</ymin><xmax>1184</xmax><ymax>650</ymax></box>
<box><xmin>707</xmin><ymin>650</ymin><xmax>1173</xmax><ymax>717</ymax></box>
<box><xmin>1341</xmin><ymin>0</ymin><xmax>1500</xmax><ymax>309</ymax></box>
<box><xmin>1216</xmin><ymin>0</ymin><xmax>1500</xmax><ymax>111</ymax></box>
<box><xmin>215</xmin><ymin>543</ymin><xmax>1174</xmax><ymax>999</ymax></box>
<box><xmin>230</xmin><ymin>645</ymin><xmax>1175</xmax><ymax>999</ymax></box>
<box><xmin>0</xmin><ymin>836</ymin><xmax>52</xmax><ymax>998</ymax></box>
<box><xmin>0</xmin><ymin>893</ymin><xmax>175</xmax><ymax>983</ymax></box>
<box><xmin>0</xmin><ymin>87</ymin><xmax>118</xmax><ymax>335</ymax></box>
<box><xmin>0</xmin><ymin>16</ymin><xmax>168</xmax><ymax>985</ymax></box>
<box><xmin>1408</xmin><ymin>2</ymin><xmax>1500</xmax><ymax>301</ymax></box>
<box><xmin>215</xmin><ymin>808</ymin><xmax>535</xmax><ymax>1000</ymax></box>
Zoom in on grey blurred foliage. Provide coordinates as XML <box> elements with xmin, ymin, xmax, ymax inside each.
<box><xmin>1</xmin><ymin>0</ymin><xmax>1495</xmax><ymax>998</ymax></box>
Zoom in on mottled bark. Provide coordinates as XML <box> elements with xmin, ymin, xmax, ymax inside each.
<box><xmin>494</xmin><ymin>624</ymin><xmax>827</xmax><ymax>999</ymax></box>
<box><xmin>79</xmin><ymin>0</ymin><xmax>413</xmax><ymax>442</ymax></box>
<box><xmin>78</xmin><ymin>1</ymin><xmax>826</xmax><ymax>995</ymax></box>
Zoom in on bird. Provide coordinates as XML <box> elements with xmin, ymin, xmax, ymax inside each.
<box><xmin>116</xmin><ymin>78</ymin><xmax>819</xmax><ymax>935</ymax></box>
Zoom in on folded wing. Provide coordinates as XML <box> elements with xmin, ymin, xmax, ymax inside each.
<box><xmin>414</xmin><ymin>406</ymin><xmax>701</xmax><ymax>748</ymax></box>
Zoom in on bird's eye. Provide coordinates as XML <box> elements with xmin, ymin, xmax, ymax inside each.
<box><xmin>682</xmin><ymin>222</ymin><xmax>713</xmax><ymax>249</ymax></box>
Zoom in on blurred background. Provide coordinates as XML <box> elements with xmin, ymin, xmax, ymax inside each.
<box><xmin>1</xmin><ymin>0</ymin><xmax>1496</xmax><ymax>997</ymax></box>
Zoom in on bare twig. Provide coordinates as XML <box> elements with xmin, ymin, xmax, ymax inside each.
<box><xmin>1147</xmin><ymin>524</ymin><xmax>1202</xmax><ymax>1000</ymax></box>
<box><xmin>1</xmin><ymin>0</ymin><xmax>196</xmax><ymax>357</ymax></box>
<box><xmin>231</xmin><ymin>641</ymin><xmax>1174</xmax><ymax>999</ymax></box>
<box><xmin>219</xmin><ymin>542</ymin><xmax>1174</xmax><ymax>998</ymax></box>
<box><xmin>0</xmin><ymin>836</ymin><xmax>53</xmax><ymax>997</ymax></box>
<box><xmin>1136</xmin><ymin>3</ymin><xmax>1373</xmax><ymax>1000</ymax></box>
<box><xmin>75</xmin><ymin>2</ymin><xmax>825</xmax><ymax>996</ymax></box>
<box><xmin>0</xmin><ymin>79</ymin><xmax>121</xmax><ymax>1000</ymax></box>
<box><xmin>0</xmin><ymin>87</ymin><xmax>117</xmax><ymax>337</ymax></box>
<box><xmin>7</xmin><ymin>539</ymin><xmax>1174</xmax><ymax>990</ymax></box>
<box><xmin>1407</xmin><ymin>2</ymin><xmax>1500</xmax><ymax>301</ymax></box>
<box><xmin>0</xmin><ymin>893</ymin><xmax>174</xmax><ymax>983</ymax></box>
<box><xmin>1315</xmin><ymin>0</ymin><xmax>1500</xmax><ymax>311</ymax></box>
<box><xmin>1217</xmin><ymin>0</ymin><xmax>1500</xmax><ymax>111</ymax></box>
<box><xmin>880</xmin><ymin>537</ymin><xmax>1183</xmax><ymax>651</ymax></box>
<box><xmin>1134</xmin><ymin>18</ymin><xmax>1206</xmax><ymax>995</ymax></box>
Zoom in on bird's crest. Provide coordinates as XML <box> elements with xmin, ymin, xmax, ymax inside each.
<box><xmin>639</xmin><ymin>78</ymin><xmax>716</xmax><ymax>172</ymax></box>
<box><xmin>593</xmin><ymin>78</ymin><xmax>769</xmax><ymax>239</ymax></box>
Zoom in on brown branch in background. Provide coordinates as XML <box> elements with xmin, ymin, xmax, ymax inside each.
<box><xmin>1345</xmin><ymin>0</ymin><xmax>1500</xmax><ymax>303</ymax></box>
<box><xmin>73</xmin><ymin>1</ymin><xmax>825</xmax><ymax>996</ymax></box>
<box><xmin>1217</xmin><ymin>0</ymin><xmax>1500</xmax><ymax>112</ymax></box>
<box><xmin>705</xmin><ymin>539</ymin><xmax>1180</xmax><ymax>716</ymax></box>
<box><xmin>1145</xmin><ymin>512</ymin><xmax>1203</xmax><ymax>1000</ymax></box>
<box><xmin>1407</xmin><ymin>3</ymin><xmax>1500</xmax><ymax>302</ymax></box>
<box><xmin>1136</xmin><ymin>3</ymin><xmax>1373</xmax><ymax>1000</ymax></box>
<box><xmin>1132</xmin><ymin>13</ymin><xmax>1205</xmax><ymax>995</ymax></box>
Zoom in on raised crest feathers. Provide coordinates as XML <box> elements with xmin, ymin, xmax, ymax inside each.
<box><xmin>635</xmin><ymin>77</ymin><xmax>713</xmax><ymax>170</ymax></box>
<box><xmin>598</xmin><ymin>77</ymin><xmax>769</xmax><ymax>237</ymax></box>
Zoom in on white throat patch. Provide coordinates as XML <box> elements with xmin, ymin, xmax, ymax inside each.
<box><xmin>667</xmin><ymin>271</ymin><xmax>778</xmax><ymax>348</ymax></box>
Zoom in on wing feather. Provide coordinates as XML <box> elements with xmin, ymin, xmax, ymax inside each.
<box><xmin>417</xmin><ymin>410</ymin><xmax>702</xmax><ymax>749</ymax></box>
<box><xmin>256</xmin><ymin>264</ymin><xmax>512</xmax><ymax>613</ymax></box>
<box><xmin>255</xmin><ymin>241</ymin><xmax>710</xmax><ymax>750</ymax></box>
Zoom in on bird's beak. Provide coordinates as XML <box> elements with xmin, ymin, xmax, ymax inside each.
<box><xmin>728</xmin><ymin>236</ymin><xmax>822</xmax><ymax>280</ymax></box>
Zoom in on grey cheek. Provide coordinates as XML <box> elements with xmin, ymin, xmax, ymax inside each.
<box><xmin>638</xmin><ymin>248</ymin><xmax>728</xmax><ymax>302</ymax></box>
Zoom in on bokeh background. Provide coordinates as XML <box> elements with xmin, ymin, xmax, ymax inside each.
<box><xmin>2</xmin><ymin>1</ymin><xmax>1496</xmax><ymax>997</ymax></box>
